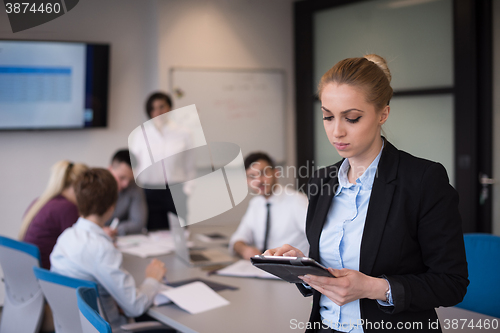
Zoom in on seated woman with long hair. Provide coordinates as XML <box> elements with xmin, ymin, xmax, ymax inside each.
<box><xmin>20</xmin><ymin>160</ymin><xmax>88</xmax><ymax>269</ymax></box>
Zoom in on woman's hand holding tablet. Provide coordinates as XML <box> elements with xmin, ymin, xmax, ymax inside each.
<box><xmin>299</xmin><ymin>268</ymin><xmax>390</xmax><ymax>306</ymax></box>
<box><xmin>263</xmin><ymin>244</ymin><xmax>305</xmax><ymax>258</ymax></box>
<box><xmin>250</xmin><ymin>244</ymin><xmax>332</xmax><ymax>283</ymax></box>
<box><xmin>259</xmin><ymin>244</ymin><xmax>389</xmax><ymax>306</ymax></box>
<box><xmin>250</xmin><ymin>255</ymin><xmax>335</xmax><ymax>283</ymax></box>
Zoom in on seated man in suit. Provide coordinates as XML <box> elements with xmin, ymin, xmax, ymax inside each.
<box><xmin>50</xmin><ymin>168</ymin><xmax>167</xmax><ymax>332</ymax></box>
<box><xmin>229</xmin><ymin>152</ymin><xmax>309</xmax><ymax>259</ymax></box>
<box><xmin>104</xmin><ymin>149</ymin><xmax>147</xmax><ymax>237</ymax></box>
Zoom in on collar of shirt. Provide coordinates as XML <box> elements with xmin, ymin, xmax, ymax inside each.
<box><xmin>335</xmin><ymin>142</ymin><xmax>385</xmax><ymax>196</ymax></box>
<box><xmin>74</xmin><ymin>217</ymin><xmax>113</xmax><ymax>242</ymax></box>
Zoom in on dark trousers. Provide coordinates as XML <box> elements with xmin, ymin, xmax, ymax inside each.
<box><xmin>144</xmin><ymin>186</ymin><xmax>187</xmax><ymax>231</ymax></box>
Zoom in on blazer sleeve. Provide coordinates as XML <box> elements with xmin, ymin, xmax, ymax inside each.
<box><xmin>381</xmin><ymin>162</ymin><xmax>469</xmax><ymax>314</ymax></box>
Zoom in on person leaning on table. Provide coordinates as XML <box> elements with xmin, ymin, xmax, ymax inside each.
<box><xmin>229</xmin><ymin>152</ymin><xmax>309</xmax><ymax>259</ymax></box>
<box><xmin>50</xmin><ymin>168</ymin><xmax>168</xmax><ymax>332</ymax></box>
<box><xmin>104</xmin><ymin>149</ymin><xmax>148</xmax><ymax>237</ymax></box>
<box><xmin>265</xmin><ymin>55</ymin><xmax>469</xmax><ymax>333</ymax></box>
<box><xmin>20</xmin><ymin>160</ymin><xmax>88</xmax><ymax>269</ymax></box>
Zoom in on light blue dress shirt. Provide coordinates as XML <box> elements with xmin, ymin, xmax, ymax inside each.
<box><xmin>318</xmin><ymin>144</ymin><xmax>390</xmax><ymax>332</ymax></box>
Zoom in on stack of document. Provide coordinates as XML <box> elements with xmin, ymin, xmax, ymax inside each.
<box><xmin>117</xmin><ymin>230</ymin><xmax>194</xmax><ymax>258</ymax></box>
<box><xmin>116</xmin><ymin>235</ymin><xmax>149</xmax><ymax>248</ymax></box>
<box><xmin>117</xmin><ymin>232</ymin><xmax>175</xmax><ymax>258</ymax></box>
<box><xmin>215</xmin><ymin>259</ymin><xmax>280</xmax><ymax>280</ymax></box>
<box><xmin>154</xmin><ymin>281</ymin><xmax>230</xmax><ymax>314</ymax></box>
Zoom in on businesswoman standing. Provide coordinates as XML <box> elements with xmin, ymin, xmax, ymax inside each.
<box><xmin>266</xmin><ymin>55</ymin><xmax>468</xmax><ymax>333</ymax></box>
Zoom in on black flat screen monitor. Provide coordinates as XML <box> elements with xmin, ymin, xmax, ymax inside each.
<box><xmin>0</xmin><ymin>40</ymin><xmax>110</xmax><ymax>130</ymax></box>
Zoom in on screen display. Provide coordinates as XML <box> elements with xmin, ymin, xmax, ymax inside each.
<box><xmin>0</xmin><ymin>40</ymin><xmax>109</xmax><ymax>130</ymax></box>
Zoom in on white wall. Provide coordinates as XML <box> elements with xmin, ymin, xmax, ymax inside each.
<box><xmin>0</xmin><ymin>0</ymin><xmax>295</xmax><ymax>237</ymax></box>
<box><xmin>155</xmin><ymin>0</ymin><xmax>295</xmax><ymax>226</ymax></box>
<box><xmin>493</xmin><ymin>1</ymin><xmax>500</xmax><ymax>236</ymax></box>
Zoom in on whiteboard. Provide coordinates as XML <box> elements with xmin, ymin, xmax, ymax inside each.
<box><xmin>170</xmin><ymin>68</ymin><xmax>286</xmax><ymax>166</ymax></box>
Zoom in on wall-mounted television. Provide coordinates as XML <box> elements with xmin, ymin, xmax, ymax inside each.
<box><xmin>0</xmin><ymin>40</ymin><xmax>110</xmax><ymax>130</ymax></box>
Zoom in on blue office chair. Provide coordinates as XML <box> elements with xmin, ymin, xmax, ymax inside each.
<box><xmin>455</xmin><ymin>233</ymin><xmax>500</xmax><ymax>318</ymax></box>
<box><xmin>35</xmin><ymin>267</ymin><xmax>173</xmax><ymax>333</ymax></box>
<box><xmin>77</xmin><ymin>287</ymin><xmax>112</xmax><ymax>333</ymax></box>
<box><xmin>77</xmin><ymin>286</ymin><xmax>176</xmax><ymax>333</ymax></box>
<box><xmin>33</xmin><ymin>267</ymin><xmax>101</xmax><ymax>333</ymax></box>
<box><xmin>0</xmin><ymin>235</ymin><xmax>45</xmax><ymax>333</ymax></box>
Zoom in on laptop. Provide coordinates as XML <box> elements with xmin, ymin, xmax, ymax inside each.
<box><xmin>168</xmin><ymin>212</ymin><xmax>235</xmax><ymax>267</ymax></box>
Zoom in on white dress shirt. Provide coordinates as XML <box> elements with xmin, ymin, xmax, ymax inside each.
<box><xmin>319</xmin><ymin>144</ymin><xmax>387</xmax><ymax>332</ymax></box>
<box><xmin>129</xmin><ymin>120</ymin><xmax>196</xmax><ymax>193</ymax></box>
<box><xmin>50</xmin><ymin>217</ymin><xmax>161</xmax><ymax>331</ymax></box>
<box><xmin>229</xmin><ymin>186</ymin><xmax>309</xmax><ymax>255</ymax></box>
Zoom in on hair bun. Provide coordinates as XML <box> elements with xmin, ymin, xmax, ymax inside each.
<box><xmin>364</xmin><ymin>54</ymin><xmax>391</xmax><ymax>83</ymax></box>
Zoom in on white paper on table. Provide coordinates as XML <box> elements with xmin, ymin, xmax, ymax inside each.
<box><xmin>148</xmin><ymin>230</ymin><xmax>173</xmax><ymax>242</ymax></box>
<box><xmin>162</xmin><ymin>281</ymin><xmax>229</xmax><ymax>314</ymax></box>
<box><xmin>216</xmin><ymin>259</ymin><xmax>280</xmax><ymax>279</ymax></box>
<box><xmin>153</xmin><ymin>284</ymin><xmax>174</xmax><ymax>306</ymax></box>
<box><xmin>195</xmin><ymin>234</ymin><xmax>214</xmax><ymax>243</ymax></box>
<box><xmin>117</xmin><ymin>230</ymin><xmax>195</xmax><ymax>258</ymax></box>
<box><xmin>116</xmin><ymin>235</ymin><xmax>149</xmax><ymax>248</ymax></box>
<box><xmin>120</xmin><ymin>243</ymin><xmax>175</xmax><ymax>258</ymax></box>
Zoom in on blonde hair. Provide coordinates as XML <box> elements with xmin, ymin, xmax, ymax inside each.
<box><xmin>19</xmin><ymin>160</ymin><xmax>88</xmax><ymax>240</ymax></box>
<box><xmin>318</xmin><ymin>54</ymin><xmax>393</xmax><ymax>111</ymax></box>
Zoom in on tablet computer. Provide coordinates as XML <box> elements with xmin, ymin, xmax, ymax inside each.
<box><xmin>250</xmin><ymin>255</ymin><xmax>334</xmax><ymax>283</ymax></box>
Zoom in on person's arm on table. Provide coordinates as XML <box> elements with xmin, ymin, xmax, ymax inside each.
<box><xmin>92</xmin><ymin>245</ymin><xmax>166</xmax><ymax>317</ymax></box>
<box><xmin>233</xmin><ymin>240</ymin><xmax>261</xmax><ymax>260</ymax></box>
<box><xmin>229</xmin><ymin>202</ymin><xmax>262</xmax><ymax>259</ymax></box>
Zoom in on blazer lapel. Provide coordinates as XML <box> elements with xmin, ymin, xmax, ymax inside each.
<box><xmin>359</xmin><ymin>141</ymin><xmax>399</xmax><ymax>276</ymax></box>
<box><xmin>309</xmin><ymin>175</ymin><xmax>338</xmax><ymax>261</ymax></box>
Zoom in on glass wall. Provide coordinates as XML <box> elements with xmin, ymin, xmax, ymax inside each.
<box><xmin>313</xmin><ymin>0</ymin><xmax>455</xmax><ymax>183</ymax></box>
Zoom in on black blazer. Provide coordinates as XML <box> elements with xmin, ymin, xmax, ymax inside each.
<box><xmin>297</xmin><ymin>140</ymin><xmax>469</xmax><ymax>333</ymax></box>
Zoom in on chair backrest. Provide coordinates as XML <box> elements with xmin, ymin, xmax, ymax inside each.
<box><xmin>33</xmin><ymin>267</ymin><xmax>100</xmax><ymax>333</ymax></box>
<box><xmin>455</xmin><ymin>233</ymin><xmax>500</xmax><ymax>318</ymax></box>
<box><xmin>0</xmin><ymin>235</ymin><xmax>44</xmax><ymax>333</ymax></box>
<box><xmin>77</xmin><ymin>287</ymin><xmax>111</xmax><ymax>333</ymax></box>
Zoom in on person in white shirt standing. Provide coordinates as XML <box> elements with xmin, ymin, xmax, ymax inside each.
<box><xmin>229</xmin><ymin>152</ymin><xmax>309</xmax><ymax>260</ymax></box>
<box><xmin>129</xmin><ymin>92</ymin><xmax>195</xmax><ymax>231</ymax></box>
<box><xmin>50</xmin><ymin>168</ymin><xmax>167</xmax><ymax>332</ymax></box>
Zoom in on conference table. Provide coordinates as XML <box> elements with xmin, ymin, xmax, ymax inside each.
<box><xmin>122</xmin><ymin>225</ymin><xmax>313</xmax><ymax>333</ymax></box>
<box><xmin>121</xmin><ymin>226</ymin><xmax>499</xmax><ymax>333</ymax></box>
